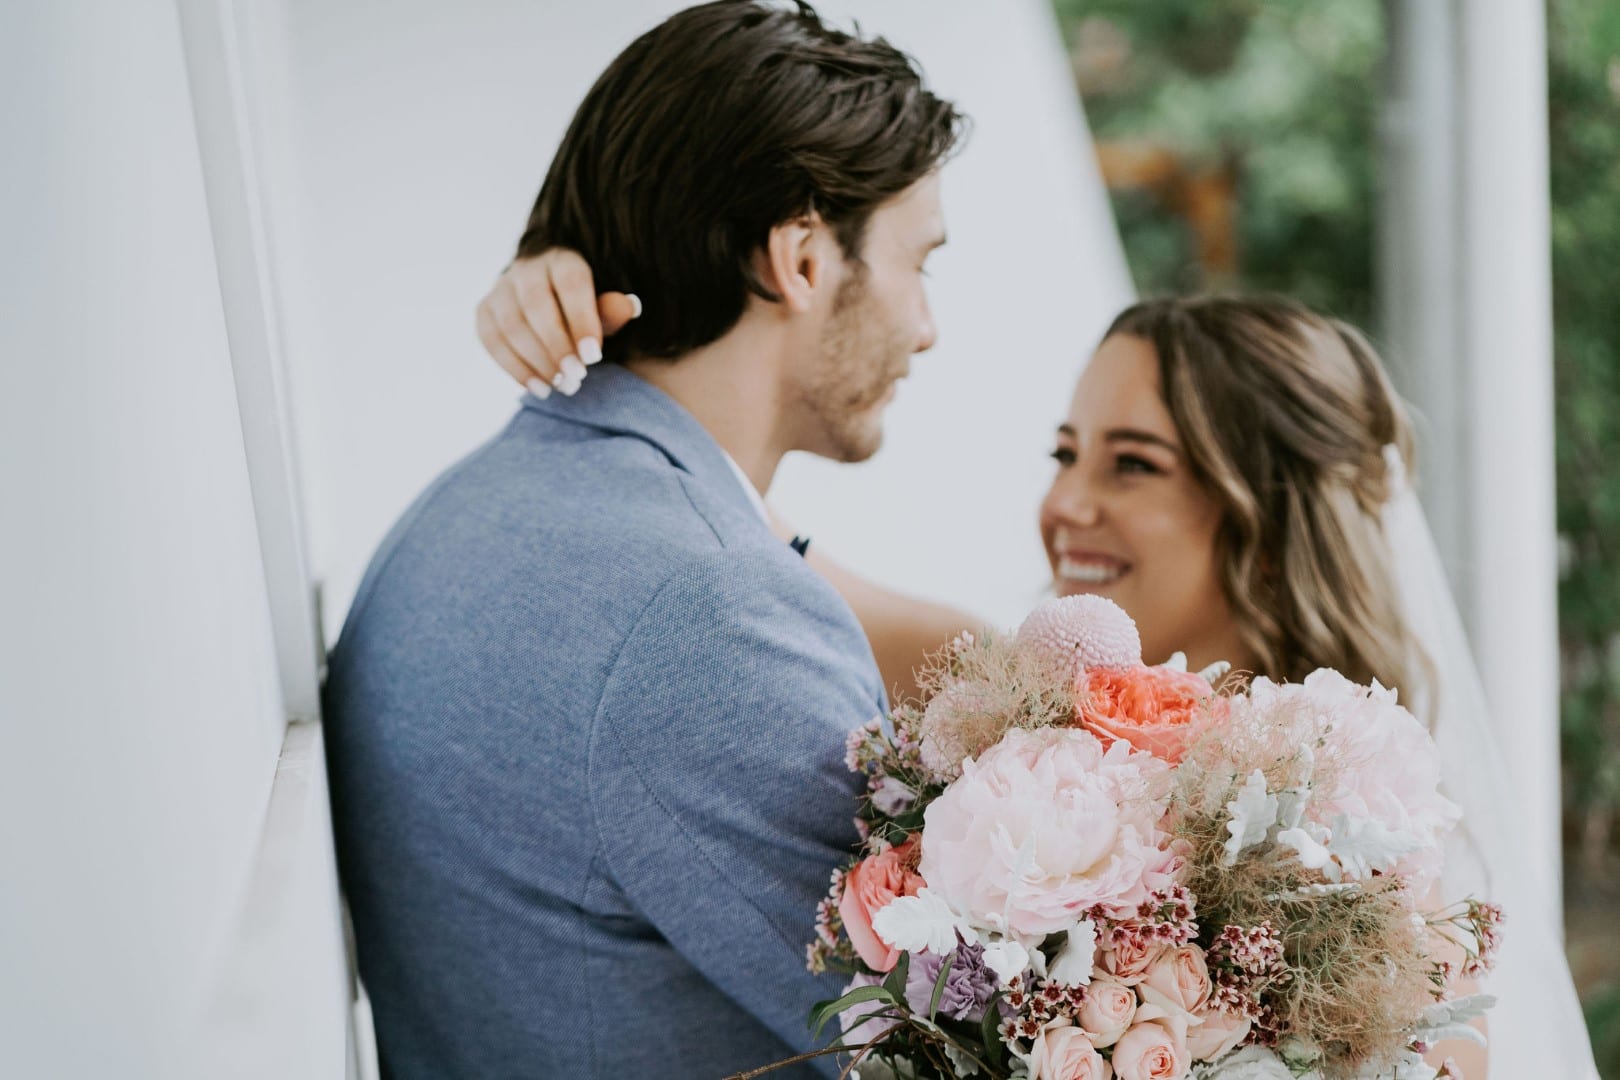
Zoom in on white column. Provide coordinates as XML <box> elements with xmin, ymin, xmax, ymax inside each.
<box><xmin>1456</xmin><ymin>0</ymin><xmax>1561</xmax><ymax>913</ymax></box>
<box><xmin>1380</xmin><ymin>0</ymin><xmax>1560</xmax><ymax>914</ymax></box>
<box><xmin>1378</xmin><ymin>0</ymin><xmax>1467</xmax><ymax>602</ymax></box>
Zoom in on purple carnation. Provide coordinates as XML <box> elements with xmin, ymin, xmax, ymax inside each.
<box><xmin>904</xmin><ymin>942</ymin><xmax>1004</xmax><ymax>1023</ymax></box>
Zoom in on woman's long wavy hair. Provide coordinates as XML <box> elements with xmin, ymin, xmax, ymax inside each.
<box><xmin>1105</xmin><ymin>296</ymin><xmax>1420</xmax><ymax>696</ymax></box>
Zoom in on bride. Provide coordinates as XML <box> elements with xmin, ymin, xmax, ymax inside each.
<box><xmin>474</xmin><ymin>252</ymin><xmax>1598</xmax><ymax>1078</ymax></box>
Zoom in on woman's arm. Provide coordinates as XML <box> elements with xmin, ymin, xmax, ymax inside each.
<box><xmin>768</xmin><ymin>509</ymin><xmax>983</xmax><ymax>704</ymax></box>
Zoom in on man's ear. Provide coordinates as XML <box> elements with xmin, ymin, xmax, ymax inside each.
<box><xmin>759</xmin><ymin>214</ymin><xmax>828</xmax><ymax>314</ymax></box>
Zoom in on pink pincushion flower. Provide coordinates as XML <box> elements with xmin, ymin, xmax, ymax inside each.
<box><xmin>1017</xmin><ymin>595</ymin><xmax>1143</xmax><ymax>673</ymax></box>
<box><xmin>917</xmin><ymin>727</ymin><xmax>1177</xmax><ymax>939</ymax></box>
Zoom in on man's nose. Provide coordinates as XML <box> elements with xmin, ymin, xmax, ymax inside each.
<box><xmin>914</xmin><ymin>304</ymin><xmax>938</xmax><ymax>354</ymax></box>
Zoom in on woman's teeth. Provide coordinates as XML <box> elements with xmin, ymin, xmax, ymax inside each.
<box><xmin>1058</xmin><ymin>558</ymin><xmax>1126</xmax><ymax>585</ymax></box>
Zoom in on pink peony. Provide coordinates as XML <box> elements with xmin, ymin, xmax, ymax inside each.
<box><xmin>1077</xmin><ymin>665</ymin><xmax>1222</xmax><ymax>764</ymax></box>
<box><xmin>1245</xmin><ymin>670</ymin><xmax>1460</xmax><ymax>887</ymax></box>
<box><xmin>1111</xmin><ymin>1019</ymin><xmax>1189</xmax><ymax>1080</ymax></box>
<box><xmin>1017</xmin><ymin>595</ymin><xmax>1143</xmax><ymax>673</ymax></box>
<box><xmin>838</xmin><ymin>835</ymin><xmax>923</xmax><ymax>972</ymax></box>
<box><xmin>1025</xmin><ymin>1020</ymin><xmax>1113</xmax><ymax>1080</ymax></box>
<box><xmin>917</xmin><ymin>728</ymin><xmax>1176</xmax><ymax>938</ymax></box>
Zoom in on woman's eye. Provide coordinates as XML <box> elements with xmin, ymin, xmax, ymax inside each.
<box><xmin>1049</xmin><ymin>447</ymin><xmax>1076</xmax><ymax>468</ymax></box>
<box><xmin>1116</xmin><ymin>453</ymin><xmax>1160</xmax><ymax>475</ymax></box>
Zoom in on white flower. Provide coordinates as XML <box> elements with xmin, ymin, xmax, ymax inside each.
<box><xmin>977</xmin><ymin>935</ymin><xmax>1035</xmax><ymax>987</ymax></box>
<box><xmin>1194</xmin><ymin>1045</ymin><xmax>1303</xmax><ymax>1079</ymax></box>
<box><xmin>942</xmin><ymin>1041</ymin><xmax>983</xmax><ymax>1077</ymax></box>
<box><xmin>1278</xmin><ymin>814</ymin><xmax>1422</xmax><ymax>882</ymax></box>
<box><xmin>871</xmin><ymin>775</ymin><xmax>917</xmax><ymax>816</ymax></box>
<box><xmin>870</xmin><ymin>888</ymin><xmax>973</xmax><ymax>956</ymax></box>
<box><xmin>1278</xmin><ymin>823</ymin><xmax>1337</xmax><ymax>877</ymax></box>
<box><xmin>1222</xmin><ymin>770</ymin><xmax>1279</xmax><ymax>865</ymax></box>
<box><xmin>1046</xmin><ymin>920</ymin><xmax>1099</xmax><ymax>987</ymax></box>
<box><xmin>1362</xmin><ymin>1052</ymin><xmax>1439</xmax><ymax>1080</ymax></box>
<box><xmin>1411</xmin><ymin>993</ymin><xmax>1495</xmax><ymax>1048</ymax></box>
<box><xmin>1323</xmin><ymin>814</ymin><xmax>1423</xmax><ymax>881</ymax></box>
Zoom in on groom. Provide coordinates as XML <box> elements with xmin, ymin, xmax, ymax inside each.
<box><xmin>322</xmin><ymin>2</ymin><xmax>962</xmax><ymax>1076</ymax></box>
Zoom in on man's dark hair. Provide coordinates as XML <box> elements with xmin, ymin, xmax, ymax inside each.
<box><xmin>515</xmin><ymin>0</ymin><xmax>965</xmax><ymax>363</ymax></box>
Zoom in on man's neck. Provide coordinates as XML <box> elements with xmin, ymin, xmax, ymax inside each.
<box><xmin>624</xmin><ymin>322</ymin><xmax>793</xmax><ymax>497</ymax></box>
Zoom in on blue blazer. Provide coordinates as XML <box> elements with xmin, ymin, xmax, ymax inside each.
<box><xmin>324</xmin><ymin>363</ymin><xmax>886</xmax><ymax>1078</ymax></box>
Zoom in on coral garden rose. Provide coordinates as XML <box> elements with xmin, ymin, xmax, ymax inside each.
<box><xmin>838</xmin><ymin>834</ymin><xmax>923</xmax><ymax>972</ymax></box>
<box><xmin>917</xmin><ymin>728</ymin><xmax>1176</xmax><ymax>937</ymax></box>
<box><xmin>1110</xmin><ymin>1019</ymin><xmax>1189</xmax><ymax>1080</ymax></box>
<box><xmin>1077</xmin><ymin>665</ymin><xmax>1221</xmax><ymax>764</ymax></box>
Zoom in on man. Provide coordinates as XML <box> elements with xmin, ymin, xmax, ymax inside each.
<box><xmin>323</xmin><ymin>2</ymin><xmax>962</xmax><ymax>1075</ymax></box>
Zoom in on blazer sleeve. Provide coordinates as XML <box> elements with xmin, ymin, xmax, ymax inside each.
<box><xmin>587</xmin><ymin>546</ymin><xmax>883</xmax><ymax>1060</ymax></box>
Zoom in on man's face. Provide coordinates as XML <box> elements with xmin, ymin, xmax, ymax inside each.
<box><xmin>791</xmin><ymin>173</ymin><xmax>944</xmax><ymax>463</ymax></box>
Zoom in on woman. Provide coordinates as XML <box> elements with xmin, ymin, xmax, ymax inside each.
<box><xmin>474</xmin><ymin>253</ymin><xmax>1598</xmax><ymax>1077</ymax></box>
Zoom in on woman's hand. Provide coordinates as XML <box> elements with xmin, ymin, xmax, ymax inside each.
<box><xmin>474</xmin><ymin>249</ymin><xmax>640</xmax><ymax>398</ymax></box>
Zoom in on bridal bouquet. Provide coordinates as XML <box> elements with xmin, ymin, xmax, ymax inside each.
<box><xmin>802</xmin><ymin>597</ymin><xmax>1501</xmax><ymax>1080</ymax></box>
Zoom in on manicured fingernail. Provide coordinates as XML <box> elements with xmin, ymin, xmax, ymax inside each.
<box><xmin>561</xmin><ymin>355</ymin><xmax>587</xmax><ymax>382</ymax></box>
<box><xmin>626</xmin><ymin>293</ymin><xmax>642</xmax><ymax>319</ymax></box>
<box><xmin>526</xmin><ymin>377</ymin><xmax>552</xmax><ymax>400</ymax></box>
<box><xmin>553</xmin><ymin>366</ymin><xmax>583</xmax><ymax>397</ymax></box>
<box><xmin>578</xmin><ymin>337</ymin><xmax>602</xmax><ymax>365</ymax></box>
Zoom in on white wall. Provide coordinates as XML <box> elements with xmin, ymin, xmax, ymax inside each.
<box><xmin>0</xmin><ymin>2</ymin><xmax>350</xmax><ymax>1076</ymax></box>
<box><xmin>268</xmin><ymin>0</ymin><xmax>1133</xmax><ymax>641</ymax></box>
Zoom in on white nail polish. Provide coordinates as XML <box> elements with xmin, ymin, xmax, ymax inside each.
<box><xmin>526</xmin><ymin>377</ymin><xmax>552</xmax><ymax>400</ymax></box>
<box><xmin>626</xmin><ymin>293</ymin><xmax>643</xmax><ymax>319</ymax></box>
<box><xmin>551</xmin><ymin>369</ymin><xmax>570</xmax><ymax>390</ymax></box>
<box><xmin>558</xmin><ymin>371</ymin><xmax>583</xmax><ymax>397</ymax></box>
<box><xmin>561</xmin><ymin>355</ymin><xmax>587</xmax><ymax>381</ymax></box>
<box><xmin>579</xmin><ymin>337</ymin><xmax>603</xmax><ymax>365</ymax></box>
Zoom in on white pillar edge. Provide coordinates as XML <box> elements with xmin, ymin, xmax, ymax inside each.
<box><xmin>173</xmin><ymin>0</ymin><xmax>323</xmax><ymax>724</ymax></box>
<box><xmin>1456</xmin><ymin>0</ymin><xmax>1563</xmax><ymax>918</ymax></box>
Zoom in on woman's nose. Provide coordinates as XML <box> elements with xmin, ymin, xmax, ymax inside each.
<box><xmin>1043</xmin><ymin>470</ymin><xmax>1104</xmax><ymax>529</ymax></box>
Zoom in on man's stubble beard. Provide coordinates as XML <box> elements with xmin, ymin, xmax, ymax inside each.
<box><xmin>795</xmin><ymin>268</ymin><xmax>911</xmax><ymax>464</ymax></box>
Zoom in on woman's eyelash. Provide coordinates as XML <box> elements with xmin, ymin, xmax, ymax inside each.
<box><xmin>1050</xmin><ymin>448</ymin><xmax>1164</xmax><ymax>474</ymax></box>
<box><xmin>1116</xmin><ymin>454</ymin><xmax>1161</xmax><ymax>474</ymax></box>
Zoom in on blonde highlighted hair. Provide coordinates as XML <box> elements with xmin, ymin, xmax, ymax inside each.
<box><xmin>1105</xmin><ymin>296</ymin><xmax>1418</xmax><ymax>695</ymax></box>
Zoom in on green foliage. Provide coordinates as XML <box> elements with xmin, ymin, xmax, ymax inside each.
<box><xmin>1051</xmin><ymin>0</ymin><xmax>1383</xmax><ymax>323</ymax></box>
<box><xmin>1550</xmin><ymin>0</ymin><xmax>1620</xmax><ymax>857</ymax></box>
